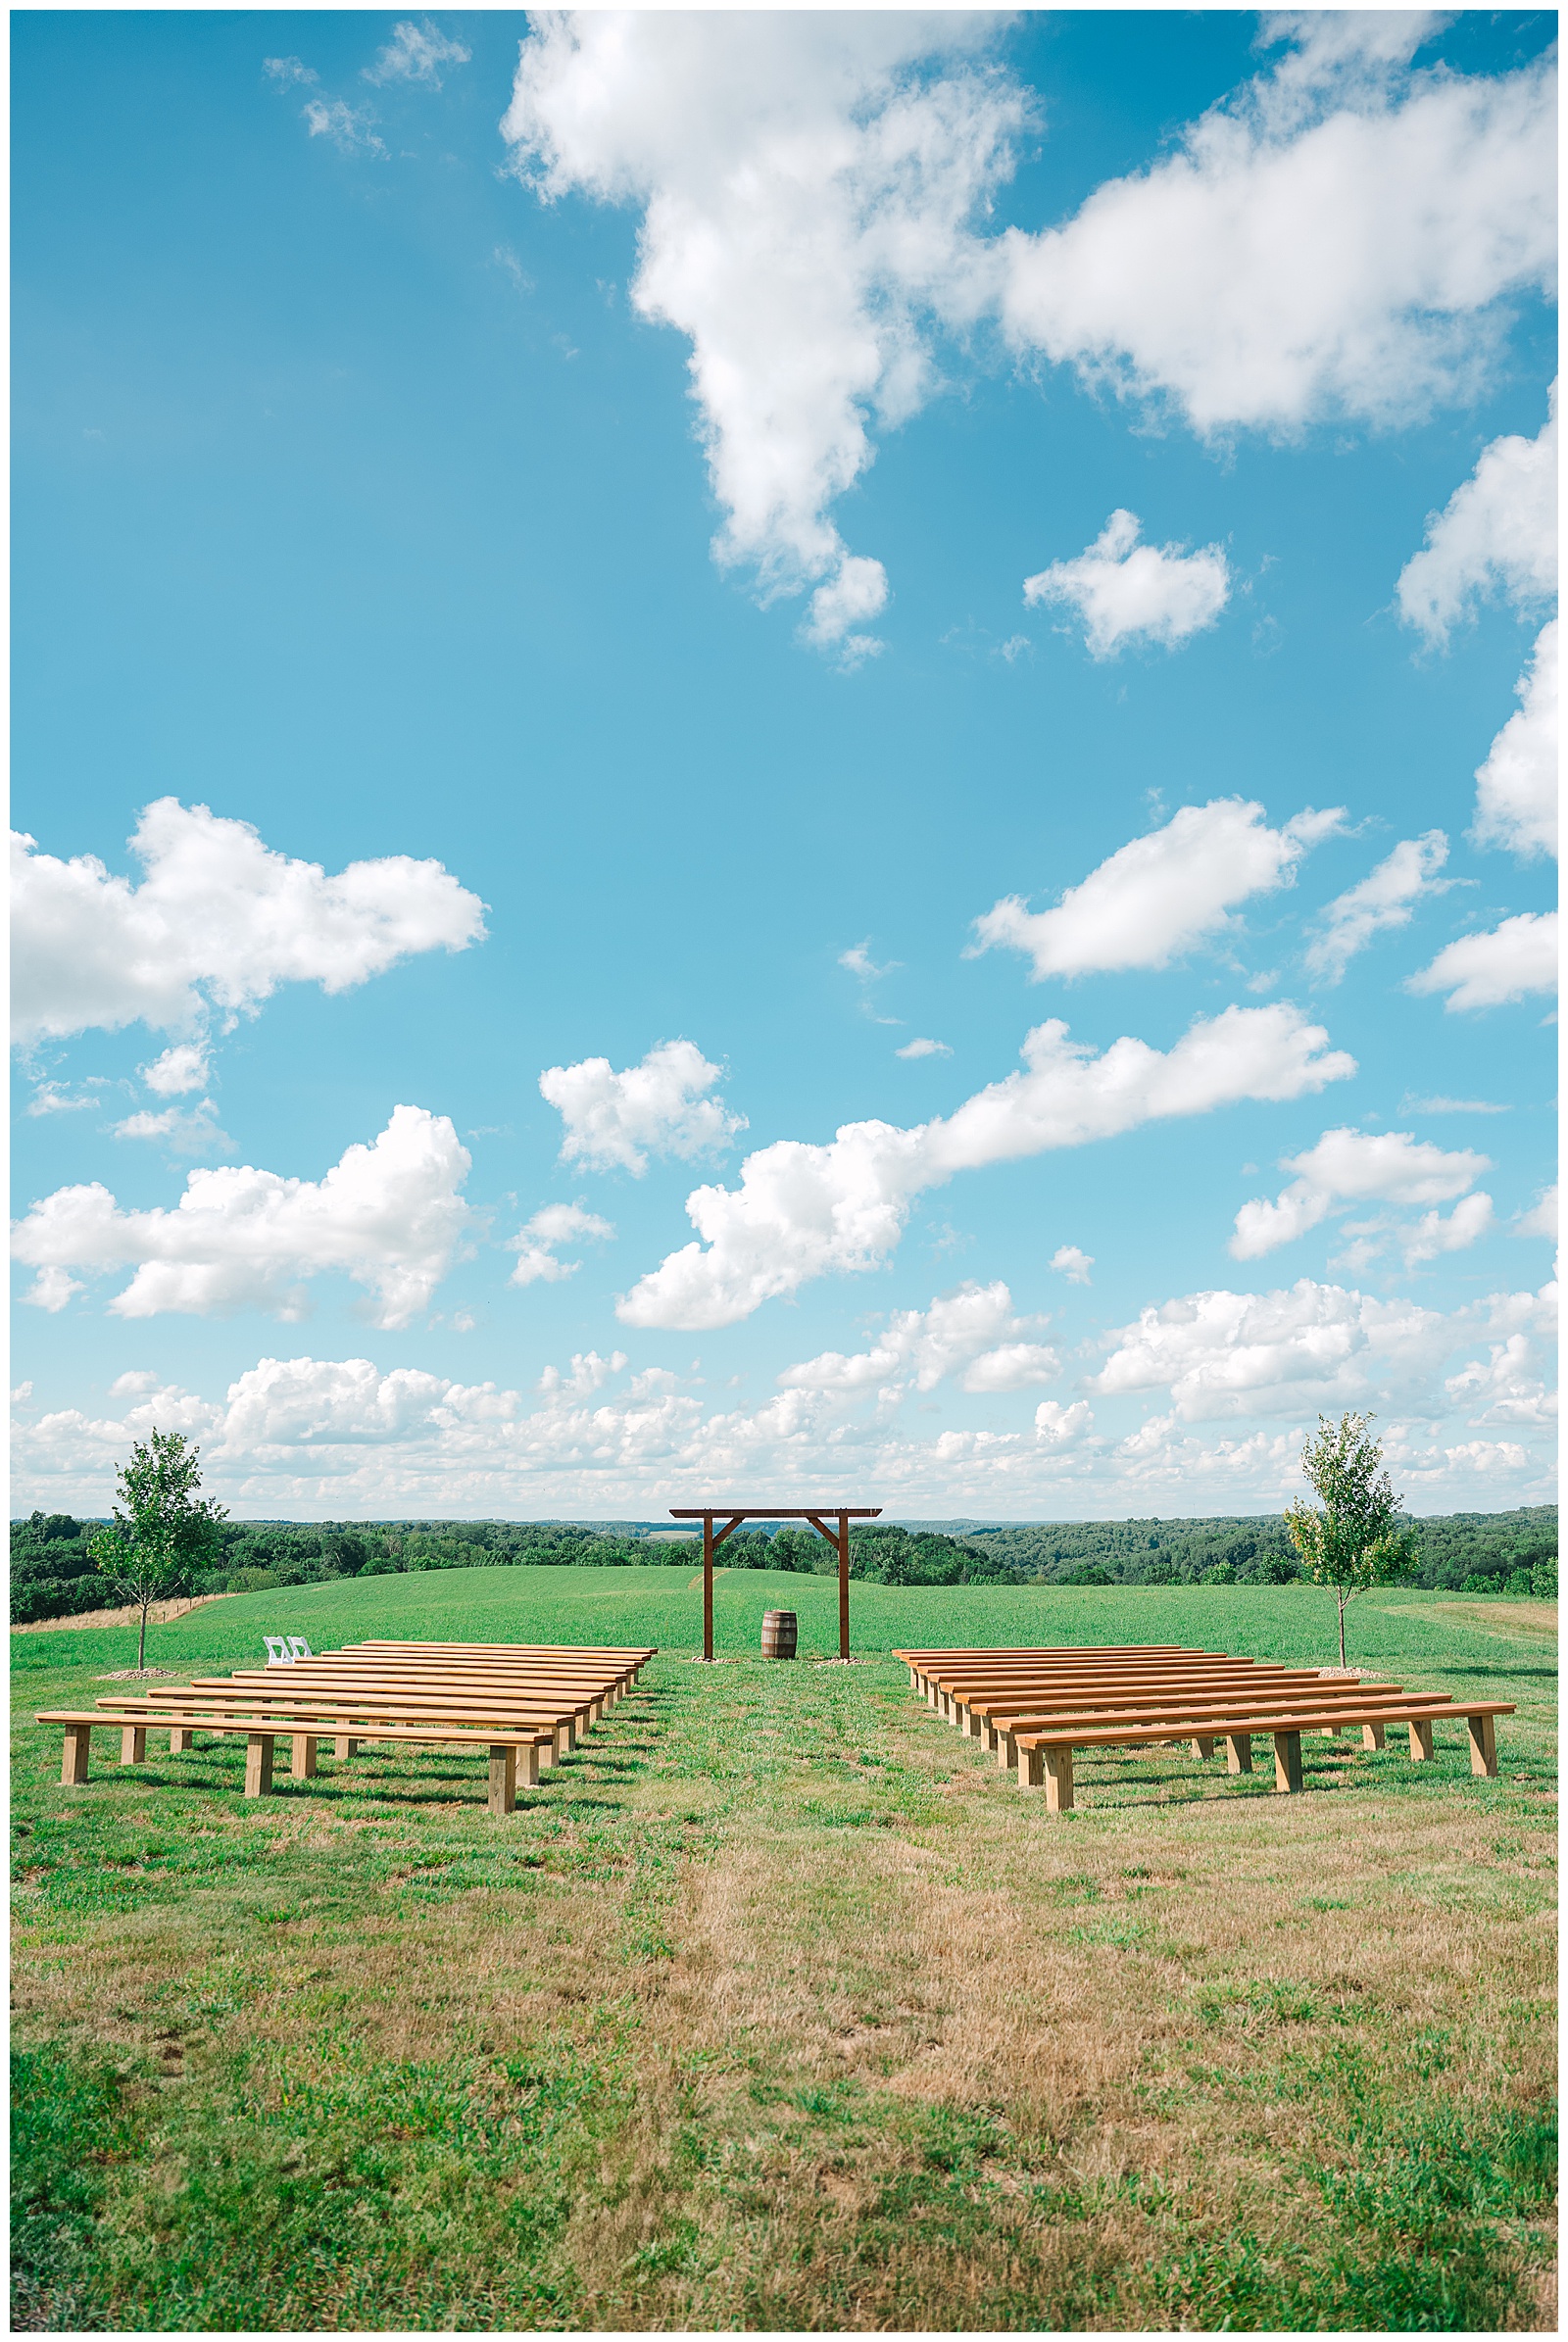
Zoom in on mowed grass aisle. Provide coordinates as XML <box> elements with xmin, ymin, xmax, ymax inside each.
<box><xmin>11</xmin><ymin>1568</ymin><xmax>1558</xmax><ymax>2331</ymax></box>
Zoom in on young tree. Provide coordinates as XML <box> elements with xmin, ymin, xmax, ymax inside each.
<box><xmin>88</xmin><ymin>1430</ymin><xmax>227</xmax><ymax>1670</ymax></box>
<box><xmin>1286</xmin><ymin>1411</ymin><xmax>1420</xmax><ymax>1669</ymax></box>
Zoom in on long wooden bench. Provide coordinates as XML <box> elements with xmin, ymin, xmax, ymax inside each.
<box><xmin>1005</xmin><ymin>1699</ymin><xmax>1514</xmax><ymax>1809</ymax></box>
<box><xmin>39</xmin><ymin>1636</ymin><xmax>658</xmax><ymax>1816</ymax></box>
<box><xmin>118</xmin><ymin>1684</ymin><xmax>595</xmax><ymax>1755</ymax></box>
<box><xmin>896</xmin><ymin>1643</ymin><xmax>1515</xmax><ymax>1812</ymax></box>
<box><xmin>37</xmin><ymin>1708</ymin><xmax>553</xmax><ymax>1812</ymax></box>
<box><xmin>94</xmin><ymin>1690</ymin><xmax>581</xmax><ymax>1765</ymax></box>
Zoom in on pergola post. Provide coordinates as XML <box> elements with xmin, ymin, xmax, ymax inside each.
<box><xmin>703</xmin><ymin>1513</ymin><xmax>714</xmax><ymax>1663</ymax></box>
<box><xmin>837</xmin><ymin>1511</ymin><xmax>850</xmax><ymax>1661</ymax></box>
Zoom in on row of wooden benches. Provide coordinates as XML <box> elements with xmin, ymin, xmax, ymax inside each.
<box><xmin>894</xmin><ymin>1642</ymin><xmax>1514</xmax><ymax>1812</ymax></box>
<box><xmin>37</xmin><ymin>1638</ymin><xmax>658</xmax><ymax>1816</ymax></box>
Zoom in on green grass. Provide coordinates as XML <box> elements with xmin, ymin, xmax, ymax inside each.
<box><xmin>12</xmin><ymin>1570</ymin><xmax>1557</xmax><ymax>2330</ymax></box>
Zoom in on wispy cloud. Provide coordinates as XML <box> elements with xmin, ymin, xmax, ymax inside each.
<box><xmin>365</xmin><ymin>21</ymin><xmax>471</xmax><ymax>89</ymax></box>
<box><xmin>304</xmin><ymin>99</ymin><xmax>387</xmax><ymax>157</ymax></box>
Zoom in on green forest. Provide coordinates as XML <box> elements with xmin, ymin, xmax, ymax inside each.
<box><xmin>9</xmin><ymin>1503</ymin><xmax>1557</xmax><ymax>1625</ymax></box>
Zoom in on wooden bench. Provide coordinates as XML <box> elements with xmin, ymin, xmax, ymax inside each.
<box><xmin>895</xmin><ymin>1643</ymin><xmax>1515</xmax><ymax>1813</ymax></box>
<box><xmin>118</xmin><ymin>1684</ymin><xmax>594</xmax><ymax>1758</ymax></box>
<box><xmin>38</xmin><ymin>1708</ymin><xmax>554</xmax><ymax>1813</ymax></box>
<box><xmin>1004</xmin><ymin>1700</ymin><xmax>1514</xmax><ymax>1809</ymax></box>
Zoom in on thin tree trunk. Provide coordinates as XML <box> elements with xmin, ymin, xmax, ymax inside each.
<box><xmin>1338</xmin><ymin>1595</ymin><xmax>1347</xmax><ymax>1671</ymax></box>
<box><xmin>138</xmin><ymin>1599</ymin><xmax>148</xmax><ymax>1671</ymax></box>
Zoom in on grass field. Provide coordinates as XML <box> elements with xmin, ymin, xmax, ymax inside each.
<box><xmin>11</xmin><ymin>1567</ymin><xmax>1558</xmax><ymax>2331</ymax></box>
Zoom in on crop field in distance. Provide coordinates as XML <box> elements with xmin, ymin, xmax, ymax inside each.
<box><xmin>11</xmin><ymin>1566</ymin><xmax>1558</xmax><ymax>2332</ymax></box>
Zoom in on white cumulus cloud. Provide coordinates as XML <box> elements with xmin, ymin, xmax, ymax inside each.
<box><xmin>222</xmin><ymin>1355</ymin><xmax>453</xmax><ymax>1448</ymax></box>
<box><xmin>619</xmin><ymin>1001</ymin><xmax>1354</xmax><ymax>1330</ymax></box>
<box><xmin>537</xmin><ymin>1348</ymin><xmax>627</xmax><ymax>1400</ymax></box>
<box><xmin>1000</xmin><ymin>23</ymin><xmax>1556</xmax><ymax>434</ymax></box>
<box><xmin>971</xmin><ymin>797</ymin><xmax>1341</xmax><ymax>980</ymax></box>
<box><xmin>962</xmin><ymin>1342</ymin><xmax>1062</xmax><ymax>1394</ymax></box>
<box><xmin>1407</xmin><ymin>910</ymin><xmax>1558</xmax><ymax>1011</ymax></box>
<box><xmin>1396</xmin><ymin>1191</ymin><xmax>1496</xmax><ymax>1268</ymax></box>
<box><xmin>1304</xmin><ymin>830</ymin><xmax>1450</xmax><ymax>984</ymax></box>
<box><xmin>11</xmin><ymin>800</ymin><xmax>486</xmax><ymax>1047</ymax></box>
<box><xmin>140</xmin><ymin>1042</ymin><xmax>212</xmax><ymax>1097</ymax></box>
<box><xmin>503</xmin><ymin>11</ymin><xmax>1020</xmax><ymax>660</ymax></box>
<box><xmin>509</xmin><ymin>1202</ymin><xmax>616</xmax><ymax>1289</ymax></box>
<box><xmin>539</xmin><ymin>1039</ymin><xmax>745</xmax><ymax>1175</ymax></box>
<box><xmin>1050</xmin><ymin>1244</ymin><xmax>1094</xmax><ymax>1286</ymax></box>
<box><xmin>11</xmin><ymin>1104</ymin><xmax>468</xmax><ymax>1328</ymax></box>
<box><xmin>1023</xmin><ymin>509</ymin><xmax>1230</xmax><ymax>657</ymax></box>
<box><xmin>1396</xmin><ymin>387</ymin><xmax>1556</xmax><ymax>644</ymax></box>
<box><xmin>1231</xmin><ymin>1125</ymin><xmax>1491</xmax><ymax>1259</ymax></box>
<box><xmin>1446</xmin><ymin>1334</ymin><xmax>1557</xmax><ymax>1427</ymax></box>
<box><xmin>1515</xmin><ymin>1185</ymin><xmax>1558</xmax><ymax>1242</ymax></box>
<box><xmin>1035</xmin><ymin>1397</ymin><xmax>1094</xmax><ymax>1445</ymax></box>
<box><xmin>896</xmin><ymin>1037</ymin><xmax>951</xmax><ymax>1061</ymax></box>
<box><xmin>780</xmin><ymin>1280</ymin><xmax>1055</xmax><ymax>1398</ymax></box>
<box><xmin>1094</xmin><ymin>1276</ymin><xmax>1453</xmax><ymax>1423</ymax></box>
<box><xmin>1471</xmin><ymin>620</ymin><xmax>1558</xmax><ymax>862</ymax></box>
<box><xmin>802</xmin><ymin>553</ymin><xmax>891</xmax><ymax>665</ymax></box>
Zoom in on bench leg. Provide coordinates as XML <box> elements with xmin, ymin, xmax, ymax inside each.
<box><xmin>62</xmin><ymin>1724</ymin><xmax>91</xmax><ymax>1784</ymax></box>
<box><xmin>1192</xmin><ymin>1735</ymin><xmax>1215</xmax><ymax>1761</ymax></box>
<box><xmin>1408</xmin><ymin>1720</ymin><xmax>1435</xmax><ymax>1763</ymax></box>
<box><xmin>997</xmin><ymin>1732</ymin><xmax>1017</xmax><ymax>1774</ymax></box>
<box><xmin>120</xmin><ymin>1727</ymin><xmax>147</xmax><ymax>1766</ymax></box>
<box><xmin>1225</xmin><ymin>1732</ymin><xmax>1252</xmax><ymax>1775</ymax></box>
<box><xmin>562</xmin><ymin>1717</ymin><xmax>578</xmax><ymax>1752</ymax></box>
<box><xmin>333</xmin><ymin>1737</ymin><xmax>358</xmax><ymax>1761</ymax></box>
<box><xmin>170</xmin><ymin>1728</ymin><xmax>193</xmax><ymax>1754</ymax></box>
<box><xmin>1043</xmin><ymin>1746</ymin><xmax>1074</xmax><ymax>1814</ymax></box>
<box><xmin>1467</xmin><ymin>1713</ymin><xmax>1497</xmax><ymax>1779</ymax></box>
<box><xmin>1362</xmin><ymin>1722</ymin><xmax>1385</xmax><ymax>1750</ymax></box>
<box><xmin>537</xmin><ymin>1733</ymin><xmax>555</xmax><ymax>1770</ymax></box>
<box><xmin>245</xmin><ymin>1732</ymin><xmax>274</xmax><ymax>1798</ymax></box>
<box><xmin>291</xmin><ymin>1733</ymin><xmax>318</xmax><ymax>1781</ymax></box>
<box><xmin>1272</xmin><ymin>1731</ymin><xmax>1304</xmax><ymax>1794</ymax></box>
<box><xmin>519</xmin><ymin>1741</ymin><xmax>541</xmax><ymax>1787</ymax></box>
<box><xmin>1016</xmin><ymin>1744</ymin><xmax>1044</xmax><ymax>1791</ymax></box>
<box><xmin>488</xmin><ymin>1743</ymin><xmax>517</xmax><ymax>1817</ymax></box>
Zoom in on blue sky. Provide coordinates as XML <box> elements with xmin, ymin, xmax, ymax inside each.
<box><xmin>11</xmin><ymin>9</ymin><xmax>1557</xmax><ymax>1522</ymax></box>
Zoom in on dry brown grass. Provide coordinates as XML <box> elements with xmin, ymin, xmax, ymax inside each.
<box><xmin>13</xmin><ymin>1591</ymin><xmax>236</xmax><ymax>1635</ymax></box>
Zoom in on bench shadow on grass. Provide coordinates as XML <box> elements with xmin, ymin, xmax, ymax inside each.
<box><xmin>116</xmin><ymin>1744</ymin><xmax>660</xmax><ymax>1815</ymax></box>
<box><xmin>1048</xmin><ymin>1749</ymin><xmax>1469</xmax><ymax>1812</ymax></box>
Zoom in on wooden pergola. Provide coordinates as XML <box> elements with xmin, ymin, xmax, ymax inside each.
<box><xmin>669</xmin><ymin>1506</ymin><xmax>882</xmax><ymax>1661</ymax></box>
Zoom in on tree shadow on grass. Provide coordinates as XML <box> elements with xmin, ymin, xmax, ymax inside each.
<box><xmin>1425</xmin><ymin>1664</ymin><xmax>1558</xmax><ymax>1681</ymax></box>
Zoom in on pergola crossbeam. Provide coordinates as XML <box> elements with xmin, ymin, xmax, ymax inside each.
<box><xmin>669</xmin><ymin>1505</ymin><xmax>882</xmax><ymax>1660</ymax></box>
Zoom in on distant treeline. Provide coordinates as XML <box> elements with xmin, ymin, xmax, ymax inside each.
<box><xmin>9</xmin><ymin>1504</ymin><xmax>1557</xmax><ymax>1625</ymax></box>
<box><xmin>960</xmin><ymin>1512</ymin><xmax>1559</xmax><ymax>1595</ymax></box>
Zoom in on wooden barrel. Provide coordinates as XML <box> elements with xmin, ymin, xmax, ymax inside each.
<box><xmin>760</xmin><ymin>1609</ymin><xmax>798</xmax><ymax>1659</ymax></box>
